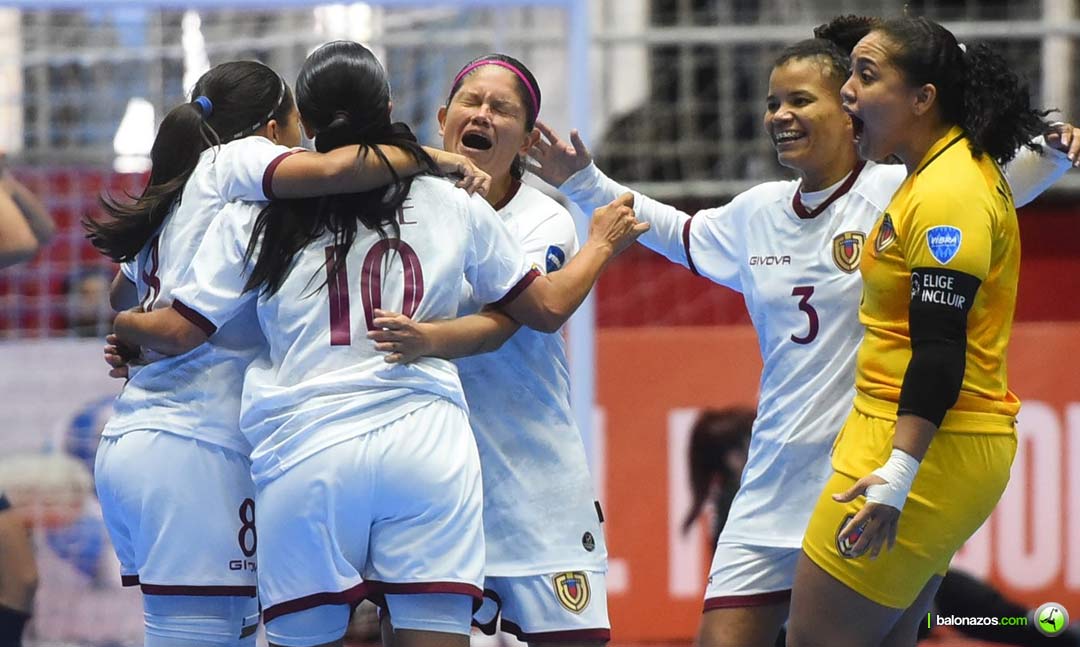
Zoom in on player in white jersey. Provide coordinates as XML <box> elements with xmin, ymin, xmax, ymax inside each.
<box><xmin>87</xmin><ymin>60</ymin><xmax>493</xmax><ymax>647</ymax></box>
<box><xmin>370</xmin><ymin>54</ymin><xmax>610</xmax><ymax>645</ymax></box>
<box><xmin>527</xmin><ymin>33</ymin><xmax>1077</xmax><ymax>647</ymax></box>
<box><xmin>108</xmin><ymin>41</ymin><xmax>645</xmax><ymax>647</ymax></box>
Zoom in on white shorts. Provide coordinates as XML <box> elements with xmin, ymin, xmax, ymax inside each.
<box><xmin>703</xmin><ymin>541</ymin><xmax>799</xmax><ymax>611</ymax></box>
<box><xmin>94</xmin><ymin>430</ymin><xmax>257</xmax><ymax>595</ymax></box>
<box><xmin>258</xmin><ymin>399</ymin><xmax>485</xmax><ymax>627</ymax></box>
<box><xmin>474</xmin><ymin>571</ymin><xmax>610</xmax><ymax>642</ymax></box>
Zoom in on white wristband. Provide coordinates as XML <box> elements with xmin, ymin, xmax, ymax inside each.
<box><xmin>865</xmin><ymin>448</ymin><xmax>921</xmax><ymax>512</ymax></box>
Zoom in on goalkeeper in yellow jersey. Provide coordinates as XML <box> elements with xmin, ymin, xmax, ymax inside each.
<box><xmin>787</xmin><ymin>15</ymin><xmax>1058</xmax><ymax>647</ymax></box>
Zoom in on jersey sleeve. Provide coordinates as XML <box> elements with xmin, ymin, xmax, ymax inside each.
<box><xmin>463</xmin><ymin>193</ymin><xmax>535</xmax><ymax>305</ymax></box>
<box><xmin>899</xmin><ymin>186</ymin><xmax>993</xmax><ymax>281</ymax></box>
<box><xmin>517</xmin><ymin>205</ymin><xmax>579</xmax><ymax>273</ymax></box>
<box><xmin>560</xmin><ymin>162</ymin><xmax>746</xmax><ymax>291</ymax></box>
<box><xmin>1001</xmin><ymin>135</ymin><xmax>1072</xmax><ymax>208</ymax></box>
<box><xmin>170</xmin><ymin>202</ymin><xmax>260</xmax><ymax>335</ymax></box>
<box><xmin>120</xmin><ymin>259</ymin><xmax>136</xmax><ymax>282</ymax></box>
<box><xmin>214</xmin><ymin>137</ymin><xmax>304</xmax><ymax>203</ymax></box>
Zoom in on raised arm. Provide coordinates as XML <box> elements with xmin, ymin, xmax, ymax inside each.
<box><xmin>498</xmin><ymin>192</ymin><xmax>647</xmax><ymax>333</ymax></box>
<box><xmin>1004</xmin><ymin>122</ymin><xmax>1079</xmax><ymax>207</ymax></box>
<box><xmin>529</xmin><ymin>120</ymin><xmax>698</xmax><ymax>270</ymax></box>
<box><xmin>268</xmin><ymin>145</ymin><xmax>490</xmax><ymax>198</ymax></box>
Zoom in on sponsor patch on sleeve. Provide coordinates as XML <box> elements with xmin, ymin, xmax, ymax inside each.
<box><xmin>546</xmin><ymin>245</ymin><xmax>566</xmax><ymax>273</ymax></box>
<box><xmin>925</xmin><ymin>225</ymin><xmax>962</xmax><ymax>265</ymax></box>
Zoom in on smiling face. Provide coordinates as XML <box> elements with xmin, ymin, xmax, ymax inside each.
<box><xmin>438</xmin><ymin>65</ymin><xmax>537</xmax><ymax>183</ymax></box>
<box><xmin>841</xmin><ymin>30</ymin><xmax>924</xmax><ymax>163</ymax></box>
<box><xmin>764</xmin><ymin>56</ymin><xmax>857</xmax><ymax>189</ymax></box>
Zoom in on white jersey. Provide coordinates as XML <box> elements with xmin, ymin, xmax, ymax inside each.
<box><xmin>454</xmin><ymin>180</ymin><xmax>607</xmax><ymax>576</ymax></box>
<box><xmin>104</xmin><ymin>136</ymin><xmax>304</xmax><ymax>455</ymax></box>
<box><xmin>172</xmin><ymin>176</ymin><xmax>535</xmax><ymax>486</ymax></box>
<box><xmin>560</xmin><ymin>146</ymin><xmax>1068</xmax><ymax>548</ymax></box>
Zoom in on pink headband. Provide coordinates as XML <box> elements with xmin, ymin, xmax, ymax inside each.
<box><xmin>452</xmin><ymin>59</ymin><xmax>540</xmax><ymax>117</ymax></box>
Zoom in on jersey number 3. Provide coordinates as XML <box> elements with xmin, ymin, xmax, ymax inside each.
<box><xmin>790</xmin><ymin>286</ymin><xmax>819</xmax><ymax>345</ymax></box>
<box><xmin>324</xmin><ymin>240</ymin><xmax>425</xmax><ymax>346</ymax></box>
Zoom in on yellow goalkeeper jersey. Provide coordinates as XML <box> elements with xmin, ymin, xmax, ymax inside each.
<box><xmin>854</xmin><ymin>125</ymin><xmax>1020</xmax><ymax>433</ymax></box>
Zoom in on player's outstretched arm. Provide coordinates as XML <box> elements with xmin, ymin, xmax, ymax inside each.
<box><xmin>529</xmin><ymin>121</ymin><xmax>715</xmax><ymax>273</ymax></box>
<box><xmin>367</xmin><ymin>308</ymin><xmax>520</xmax><ymax>364</ymax></box>
<box><xmin>1005</xmin><ymin>121</ymin><xmax>1080</xmax><ymax>207</ymax></box>
<box><xmin>114</xmin><ymin>306</ymin><xmax>208</xmax><ymax>357</ymax></box>
<box><xmin>268</xmin><ymin>145</ymin><xmax>490</xmax><ymax>198</ymax></box>
<box><xmin>499</xmin><ymin>192</ymin><xmax>648</xmax><ymax>333</ymax></box>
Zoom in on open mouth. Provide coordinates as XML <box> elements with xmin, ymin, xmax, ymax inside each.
<box><xmin>773</xmin><ymin>130</ymin><xmax>806</xmax><ymax>147</ymax></box>
<box><xmin>850</xmin><ymin>114</ymin><xmax>865</xmax><ymax>142</ymax></box>
<box><xmin>461</xmin><ymin>132</ymin><xmax>493</xmax><ymax>151</ymax></box>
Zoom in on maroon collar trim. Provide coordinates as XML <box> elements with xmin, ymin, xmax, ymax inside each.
<box><xmin>492</xmin><ymin>178</ymin><xmax>522</xmax><ymax>211</ymax></box>
<box><xmin>792</xmin><ymin>160</ymin><xmax>867</xmax><ymax>220</ymax></box>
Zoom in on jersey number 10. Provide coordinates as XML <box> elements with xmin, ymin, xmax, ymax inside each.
<box><xmin>324</xmin><ymin>240</ymin><xmax>425</xmax><ymax>346</ymax></box>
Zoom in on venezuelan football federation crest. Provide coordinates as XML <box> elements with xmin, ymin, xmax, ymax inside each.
<box><xmin>832</xmin><ymin>231</ymin><xmax>865</xmax><ymax>273</ymax></box>
<box><xmin>553</xmin><ymin>571</ymin><xmax>591</xmax><ymax>613</ymax></box>
<box><xmin>835</xmin><ymin>513</ymin><xmax>866</xmax><ymax>559</ymax></box>
<box><xmin>875</xmin><ymin>213</ymin><xmax>897</xmax><ymax>253</ymax></box>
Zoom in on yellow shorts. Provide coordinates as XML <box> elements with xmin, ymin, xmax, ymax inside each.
<box><xmin>801</xmin><ymin>407</ymin><xmax>1016</xmax><ymax>609</ymax></box>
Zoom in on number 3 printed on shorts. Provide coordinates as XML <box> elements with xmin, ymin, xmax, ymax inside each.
<box><xmin>791</xmin><ymin>286</ymin><xmax>819</xmax><ymax>344</ymax></box>
<box><xmin>237</xmin><ymin>498</ymin><xmax>256</xmax><ymax>557</ymax></box>
<box><xmin>325</xmin><ymin>240</ymin><xmax>425</xmax><ymax>346</ymax></box>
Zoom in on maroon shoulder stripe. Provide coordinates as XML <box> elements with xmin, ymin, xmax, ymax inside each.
<box><xmin>703</xmin><ymin>588</ymin><xmax>791</xmax><ymax>611</ymax></box>
<box><xmin>172</xmin><ymin>300</ymin><xmax>217</xmax><ymax>337</ymax></box>
<box><xmin>262</xmin><ymin>149</ymin><xmax>303</xmax><ymax>200</ymax></box>
<box><xmin>682</xmin><ymin>217</ymin><xmax>699</xmax><ymax>276</ymax></box>
<box><xmin>120</xmin><ymin>574</ymin><xmax>140</xmax><ymax>587</ymax></box>
<box><xmin>492</xmin><ymin>268</ymin><xmax>541</xmax><ymax>308</ymax></box>
<box><xmin>263</xmin><ymin>582</ymin><xmax>369</xmax><ymax>623</ymax></box>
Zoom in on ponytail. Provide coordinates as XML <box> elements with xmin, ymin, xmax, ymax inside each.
<box><xmin>242</xmin><ymin>40</ymin><xmax>441</xmax><ymax>297</ymax></box>
<box><xmin>958</xmin><ymin>43</ymin><xmax>1048</xmax><ymax>164</ymax></box>
<box><xmin>85</xmin><ymin>60</ymin><xmax>293</xmax><ymax>263</ymax></box>
<box><xmin>87</xmin><ymin>101</ymin><xmax>216</xmax><ymax>262</ymax></box>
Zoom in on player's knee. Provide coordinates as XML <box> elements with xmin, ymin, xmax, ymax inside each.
<box><xmin>143</xmin><ymin>594</ymin><xmax>258</xmax><ymax>647</ymax></box>
<box><xmin>264</xmin><ymin>603</ymin><xmax>350</xmax><ymax>647</ymax></box>
<box><xmin>384</xmin><ymin>593</ymin><xmax>473</xmax><ymax>636</ymax></box>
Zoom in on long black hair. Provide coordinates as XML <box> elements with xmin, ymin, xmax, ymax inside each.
<box><xmin>682</xmin><ymin>408</ymin><xmax>756</xmax><ymax>539</ymax></box>
<box><xmin>445</xmin><ymin>53</ymin><xmax>541</xmax><ymax>180</ymax></box>
<box><xmin>86</xmin><ymin>61</ymin><xmax>293</xmax><ymax>262</ymax></box>
<box><xmin>873</xmin><ymin>16</ymin><xmax>1048</xmax><ymax>164</ymax></box>
<box><xmin>243</xmin><ymin>40</ymin><xmax>440</xmax><ymax>297</ymax></box>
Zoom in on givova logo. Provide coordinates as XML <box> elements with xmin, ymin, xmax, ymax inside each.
<box><xmin>926</xmin><ymin>226</ymin><xmax>962</xmax><ymax>265</ymax></box>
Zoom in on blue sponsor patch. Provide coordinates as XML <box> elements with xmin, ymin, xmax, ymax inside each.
<box><xmin>926</xmin><ymin>226</ymin><xmax>962</xmax><ymax>265</ymax></box>
<box><xmin>546</xmin><ymin>245</ymin><xmax>566</xmax><ymax>273</ymax></box>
